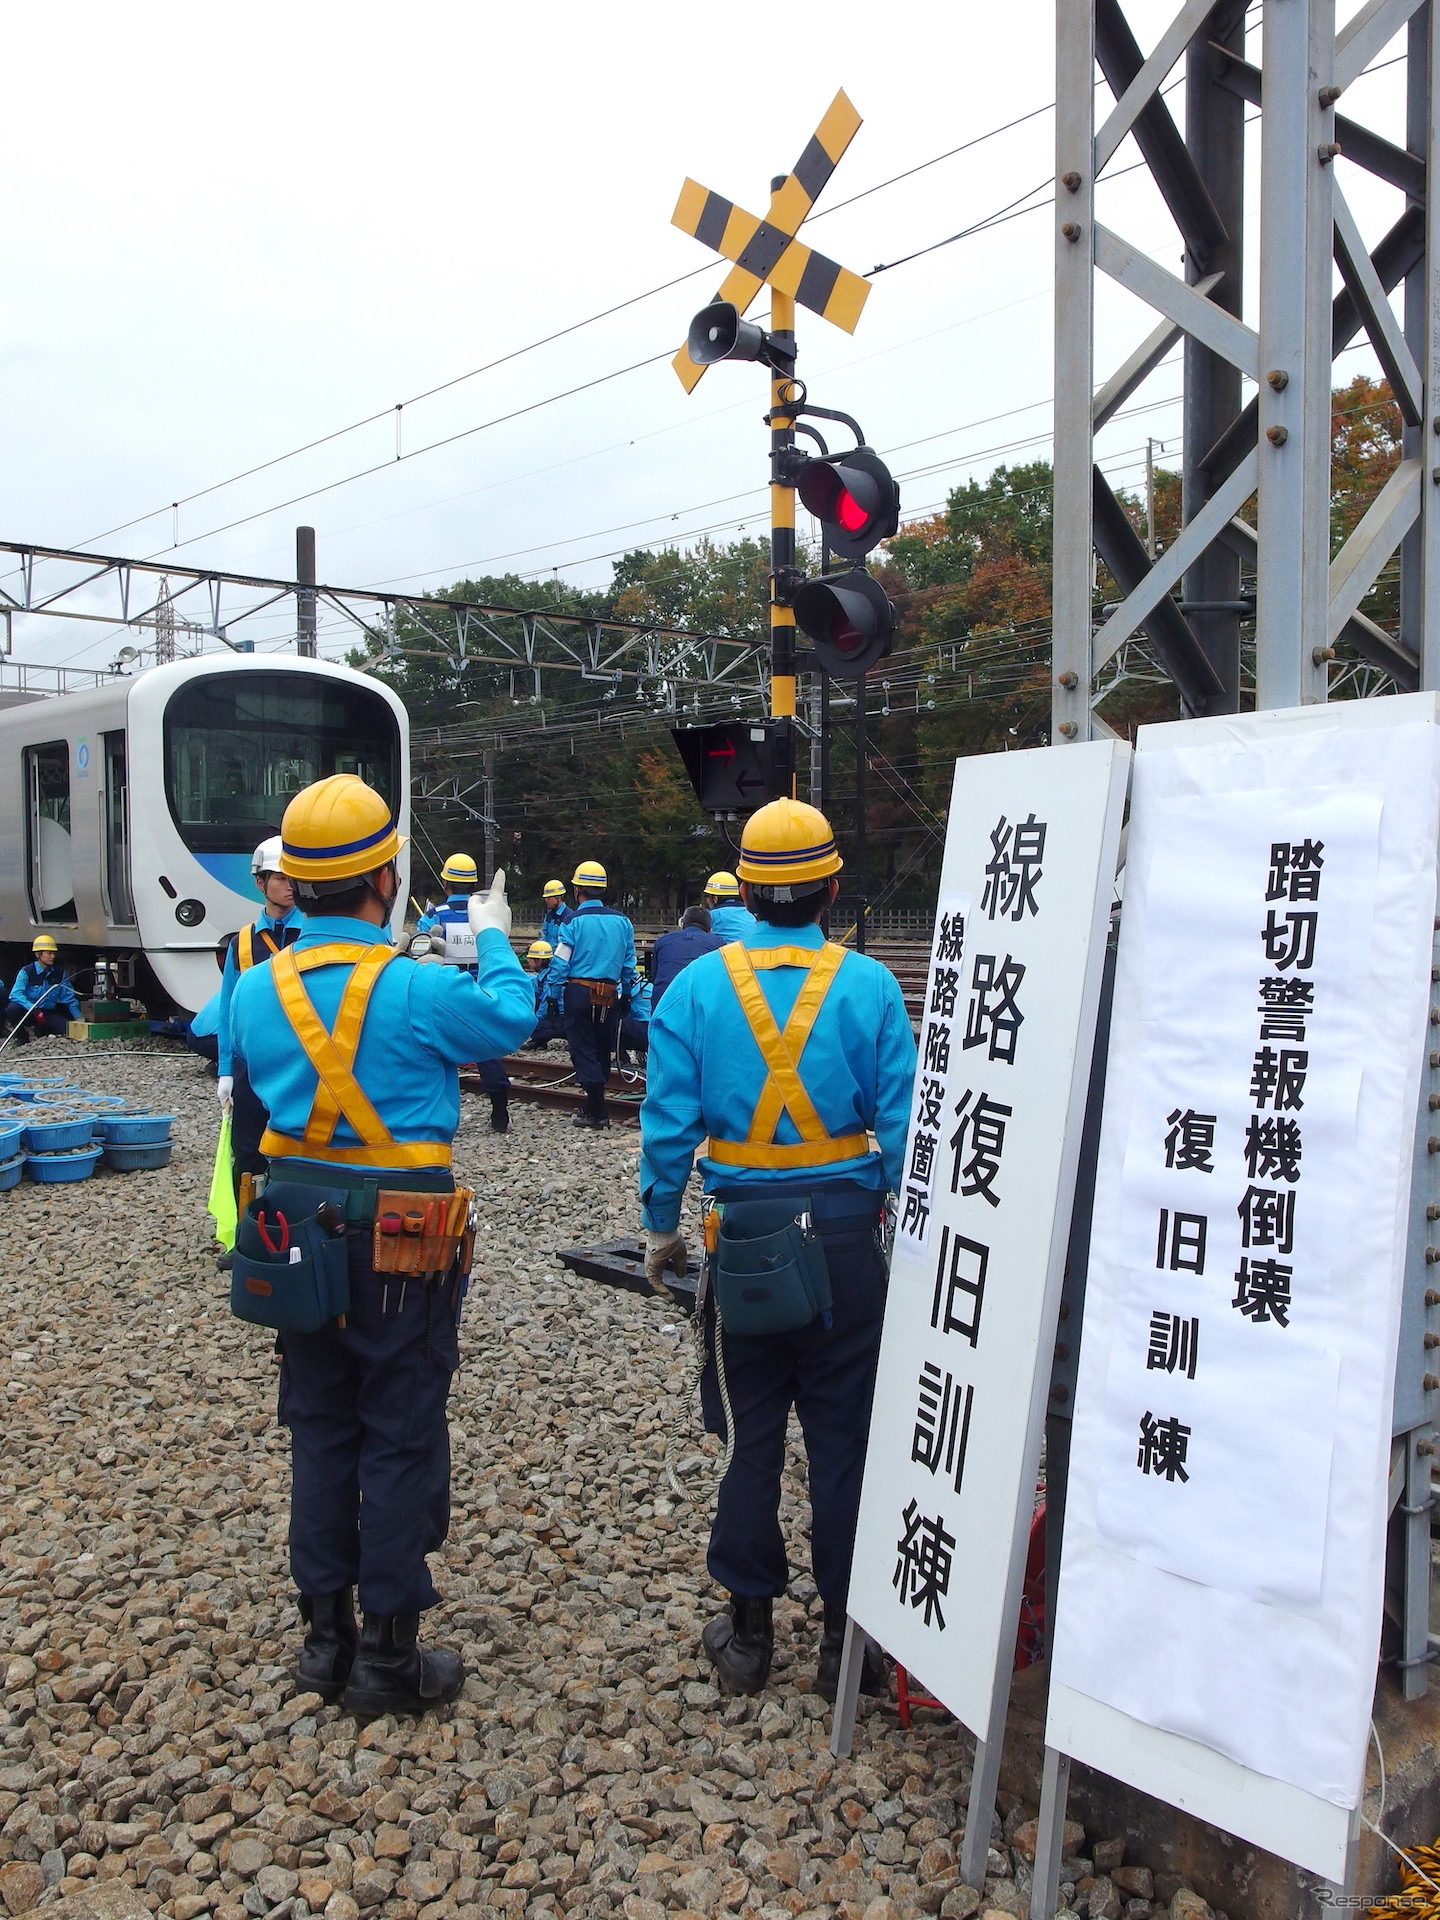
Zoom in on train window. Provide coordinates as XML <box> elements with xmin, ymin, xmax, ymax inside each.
<box><xmin>24</xmin><ymin>742</ymin><xmax>77</xmax><ymax>924</ymax></box>
<box><xmin>163</xmin><ymin>671</ymin><xmax>400</xmax><ymax>854</ymax></box>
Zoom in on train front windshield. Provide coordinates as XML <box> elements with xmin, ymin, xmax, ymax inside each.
<box><xmin>165</xmin><ymin>671</ymin><xmax>401</xmax><ymax>853</ymax></box>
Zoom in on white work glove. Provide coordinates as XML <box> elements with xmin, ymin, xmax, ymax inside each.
<box><xmin>467</xmin><ymin>867</ymin><xmax>512</xmax><ymax>941</ymax></box>
<box><xmin>216</xmin><ymin>1075</ymin><xmax>234</xmax><ymax>1112</ymax></box>
<box><xmin>644</xmin><ymin>1228</ymin><xmax>688</xmax><ymax>1295</ymax></box>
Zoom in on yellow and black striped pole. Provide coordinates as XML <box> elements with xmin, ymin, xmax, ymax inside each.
<box><xmin>769</xmin><ymin>196</ymin><xmax>797</xmax><ymax>799</ymax></box>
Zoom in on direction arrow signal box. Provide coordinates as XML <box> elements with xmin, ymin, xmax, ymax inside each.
<box><xmin>671</xmin><ymin>719</ymin><xmax>791</xmax><ymax>813</ymax></box>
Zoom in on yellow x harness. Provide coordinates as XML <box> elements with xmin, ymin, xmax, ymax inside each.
<box><xmin>237</xmin><ymin>923</ymin><xmax>284</xmax><ymax>971</ymax></box>
<box><xmin>707</xmin><ymin>942</ymin><xmax>869</xmax><ymax>1171</ymax></box>
<box><xmin>259</xmin><ymin>943</ymin><xmax>452</xmax><ymax>1171</ymax></box>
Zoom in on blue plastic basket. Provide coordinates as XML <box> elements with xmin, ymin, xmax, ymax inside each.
<box><xmin>0</xmin><ymin>1122</ymin><xmax>23</xmax><ymax>1161</ymax></box>
<box><xmin>24</xmin><ymin>1114</ymin><xmax>96</xmax><ymax>1153</ymax></box>
<box><xmin>93</xmin><ymin>1112</ymin><xmax>172</xmax><ymax>1146</ymax></box>
<box><xmin>102</xmin><ymin>1141</ymin><xmax>173</xmax><ymax>1173</ymax></box>
<box><xmin>25</xmin><ymin>1144</ymin><xmax>103</xmax><ymax>1183</ymax></box>
<box><xmin>0</xmin><ymin>1153</ymin><xmax>24</xmax><ymax>1192</ymax></box>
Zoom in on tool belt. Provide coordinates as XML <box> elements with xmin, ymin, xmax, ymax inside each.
<box><xmin>572</xmin><ymin>977</ymin><xmax>618</xmax><ymax>1008</ymax></box>
<box><xmin>710</xmin><ymin>1195</ymin><xmax>834</xmax><ymax>1337</ymax></box>
<box><xmin>230</xmin><ymin>1179</ymin><xmax>352</xmax><ymax>1334</ymax></box>
<box><xmin>265</xmin><ymin>1157</ymin><xmax>452</xmax><ymax>1224</ymax></box>
<box><xmin>371</xmin><ymin>1187</ymin><xmax>475</xmax><ymax>1277</ymax></box>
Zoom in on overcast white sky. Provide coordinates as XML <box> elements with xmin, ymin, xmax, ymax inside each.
<box><xmin>0</xmin><ymin>0</ymin><xmax>1402</xmax><ymax>669</ymax></box>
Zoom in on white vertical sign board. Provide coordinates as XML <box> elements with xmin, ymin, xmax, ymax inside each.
<box><xmin>1047</xmin><ymin>698</ymin><xmax>1440</xmax><ymax>1883</ymax></box>
<box><xmin>849</xmin><ymin>738</ymin><xmax>1129</xmax><ymax>1734</ymax></box>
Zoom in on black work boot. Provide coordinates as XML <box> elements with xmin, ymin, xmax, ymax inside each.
<box><xmin>341</xmin><ymin>1612</ymin><xmax>465</xmax><ymax>1719</ymax></box>
<box><xmin>702</xmin><ymin>1595</ymin><xmax>773</xmax><ymax>1695</ymax></box>
<box><xmin>815</xmin><ymin>1600</ymin><xmax>888</xmax><ymax>1702</ymax></box>
<box><xmin>295</xmin><ymin>1588</ymin><xmax>358</xmax><ymax>1702</ymax></box>
<box><xmin>489</xmin><ymin>1093</ymin><xmax>509</xmax><ymax>1133</ymax></box>
<box><xmin>590</xmin><ymin>1084</ymin><xmax>611</xmax><ymax>1130</ymax></box>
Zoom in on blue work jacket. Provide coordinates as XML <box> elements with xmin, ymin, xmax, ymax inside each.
<box><xmin>8</xmin><ymin>962</ymin><xmax>81</xmax><ymax>1020</ymax></box>
<box><xmin>217</xmin><ymin>906</ymin><xmax>304</xmax><ymax>1075</ymax></box>
<box><xmin>639</xmin><ymin>920</ymin><xmax>917</xmax><ymax>1232</ymax></box>
<box><xmin>548</xmin><ymin>900</ymin><xmax>638</xmax><ymax>997</ymax></box>
<box><xmin>231</xmin><ymin>916</ymin><xmax>535</xmax><ymax>1168</ymax></box>
<box><xmin>540</xmin><ymin>904</ymin><xmax>573</xmax><ymax>948</ymax></box>
<box><xmin>650</xmin><ymin>924</ymin><xmax>724</xmax><ymax>1010</ymax></box>
<box><xmin>417</xmin><ymin>892</ymin><xmax>468</xmax><ymax>934</ymax></box>
<box><xmin>708</xmin><ymin>902</ymin><xmax>760</xmax><ymax>945</ymax></box>
<box><xmin>532</xmin><ymin>964</ymin><xmax>560</xmax><ymax>1013</ymax></box>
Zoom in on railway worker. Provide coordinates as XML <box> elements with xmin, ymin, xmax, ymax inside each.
<box><xmin>650</xmin><ymin>905</ymin><xmax>723</xmax><ymax>1012</ymax></box>
<box><xmin>547</xmin><ymin>859</ymin><xmax>637</xmax><ymax>1130</ymax></box>
<box><xmin>525</xmin><ymin>939</ymin><xmax>565</xmax><ymax>1048</ymax></box>
<box><xmin>417</xmin><ymin>855</ymin><xmax>480</xmax><ymax>961</ymax></box>
<box><xmin>540</xmin><ymin>880</ymin><xmax>572</xmax><ymax>949</ymax></box>
<box><xmin>230</xmin><ymin>773</ymin><xmax>535</xmax><ymax>1717</ymax></box>
<box><xmin>216</xmin><ymin>838</ymin><xmax>304</xmax><ymax>1200</ymax></box>
<box><xmin>638</xmin><ymin>799</ymin><xmax>916</xmax><ymax>1700</ymax></box>
<box><xmin>703</xmin><ymin>871</ymin><xmax>759</xmax><ymax>945</ymax></box>
<box><xmin>4</xmin><ymin>936</ymin><xmax>81</xmax><ymax>1043</ymax></box>
<box><xmin>418</xmin><ymin>854</ymin><xmax>512</xmax><ymax>1134</ymax></box>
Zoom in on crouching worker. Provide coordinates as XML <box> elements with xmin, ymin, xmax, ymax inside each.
<box><xmin>637</xmin><ymin>800</ymin><xmax>916</xmax><ymax>1699</ymax></box>
<box><xmin>5</xmin><ymin>936</ymin><xmax>81</xmax><ymax>1042</ymax></box>
<box><xmin>231</xmin><ymin>775</ymin><xmax>535</xmax><ymax>1716</ymax></box>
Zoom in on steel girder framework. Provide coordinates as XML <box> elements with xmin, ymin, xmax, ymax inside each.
<box><xmin>1053</xmin><ymin>0</ymin><xmax>1440</xmax><ymax>742</ymax></box>
<box><xmin>0</xmin><ymin>539</ymin><xmax>769</xmax><ymax>699</ymax></box>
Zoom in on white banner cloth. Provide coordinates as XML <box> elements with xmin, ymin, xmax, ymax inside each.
<box><xmin>1051</xmin><ymin>702</ymin><xmax>1440</xmax><ymax>1817</ymax></box>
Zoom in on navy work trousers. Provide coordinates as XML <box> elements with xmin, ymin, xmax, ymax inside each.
<box><xmin>562</xmin><ymin>981</ymin><xmax>619</xmax><ymax>1089</ymax></box>
<box><xmin>278</xmin><ymin>1230</ymin><xmax>459</xmax><ymax>1616</ymax></box>
<box><xmin>4</xmin><ymin>1002</ymin><xmax>69</xmax><ymax>1042</ymax></box>
<box><xmin>475</xmin><ymin>1058</ymin><xmax>510</xmax><ymax>1095</ymax></box>
<box><xmin>703</xmin><ymin>1209</ymin><xmax>887</xmax><ymax>1610</ymax></box>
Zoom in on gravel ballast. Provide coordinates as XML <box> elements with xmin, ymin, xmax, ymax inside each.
<box><xmin>0</xmin><ymin>1044</ymin><xmax>1174</xmax><ymax>1920</ymax></box>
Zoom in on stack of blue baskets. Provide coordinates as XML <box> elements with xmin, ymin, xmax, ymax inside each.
<box><xmin>0</xmin><ymin>1077</ymin><xmax>175</xmax><ymax>1186</ymax></box>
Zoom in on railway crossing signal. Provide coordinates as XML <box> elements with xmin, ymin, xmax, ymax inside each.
<box><xmin>669</xmin><ymin>90</ymin><xmax>867</xmax><ymax>394</ymax></box>
<box><xmin>669</xmin><ymin>89</ymin><xmax>886</xmax><ymax>807</ymax></box>
<box><xmin>670</xmin><ymin>718</ymin><xmax>791</xmax><ymax>815</ymax></box>
<box><xmin>793</xmin><ymin>447</ymin><xmax>900</xmax><ymax>560</ymax></box>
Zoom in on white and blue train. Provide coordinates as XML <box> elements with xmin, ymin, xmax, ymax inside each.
<box><xmin>0</xmin><ymin>654</ymin><xmax>410</xmax><ymax>1013</ymax></box>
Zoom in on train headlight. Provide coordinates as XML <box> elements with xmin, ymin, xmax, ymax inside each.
<box><xmin>174</xmin><ymin>899</ymin><xmax>206</xmax><ymax>927</ymax></box>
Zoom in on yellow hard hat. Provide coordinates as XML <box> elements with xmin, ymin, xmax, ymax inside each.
<box><xmin>441</xmin><ymin>853</ymin><xmax>479</xmax><ymax>886</ymax></box>
<box><xmin>736</xmin><ymin>799</ymin><xmax>843</xmax><ymax>887</ymax></box>
<box><xmin>572</xmin><ymin>860</ymin><xmax>608</xmax><ymax>888</ymax></box>
<box><xmin>279</xmin><ymin>774</ymin><xmax>403</xmax><ymax>885</ymax></box>
<box><xmin>31</xmin><ymin>935</ymin><xmax>58</xmax><ymax>954</ymax></box>
<box><xmin>704</xmin><ymin>871</ymin><xmax>740</xmax><ymax>898</ymax></box>
<box><xmin>527</xmin><ymin>939</ymin><xmax>554</xmax><ymax>961</ymax></box>
<box><xmin>542</xmin><ymin>880</ymin><xmax>566</xmax><ymax>900</ymax></box>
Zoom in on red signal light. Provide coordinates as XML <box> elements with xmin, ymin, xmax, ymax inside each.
<box><xmin>792</xmin><ymin>448</ymin><xmax>899</xmax><ymax>560</ymax></box>
<box><xmin>835</xmin><ymin>488</ymin><xmax>868</xmax><ymax>534</ymax></box>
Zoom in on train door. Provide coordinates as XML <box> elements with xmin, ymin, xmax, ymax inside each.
<box><xmin>24</xmin><ymin>741</ymin><xmax>76</xmax><ymax>924</ymax></box>
<box><xmin>101</xmin><ymin>731</ymin><xmax>135</xmax><ymax>927</ymax></box>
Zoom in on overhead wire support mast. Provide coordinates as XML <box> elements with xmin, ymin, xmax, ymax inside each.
<box><xmin>1052</xmin><ymin>0</ymin><xmax>1439</xmax><ymax>747</ymax></box>
<box><xmin>0</xmin><ymin>538</ymin><xmax>769</xmax><ymax>692</ymax></box>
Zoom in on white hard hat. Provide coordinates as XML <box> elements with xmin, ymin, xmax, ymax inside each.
<box><xmin>251</xmin><ymin>835</ymin><xmax>285</xmax><ymax>877</ymax></box>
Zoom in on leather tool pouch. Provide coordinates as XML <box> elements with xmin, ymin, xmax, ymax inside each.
<box><xmin>588</xmin><ymin>980</ymin><xmax>618</xmax><ymax>1009</ymax></box>
<box><xmin>372</xmin><ymin>1187</ymin><xmax>472</xmax><ymax>1276</ymax></box>
<box><xmin>230</xmin><ymin>1180</ymin><xmax>351</xmax><ymax>1334</ymax></box>
<box><xmin>713</xmin><ymin>1197</ymin><xmax>832</xmax><ymax>1337</ymax></box>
